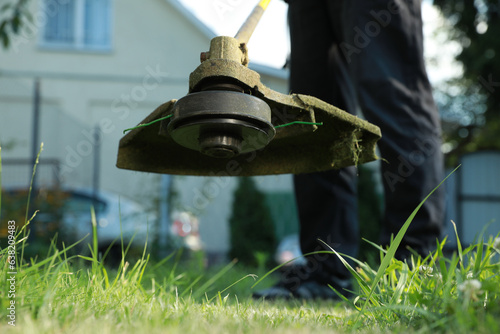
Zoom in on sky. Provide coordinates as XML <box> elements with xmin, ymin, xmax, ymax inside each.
<box><xmin>177</xmin><ymin>0</ymin><xmax>289</xmax><ymax>69</ymax></box>
<box><xmin>177</xmin><ymin>0</ymin><xmax>462</xmax><ymax>85</ymax></box>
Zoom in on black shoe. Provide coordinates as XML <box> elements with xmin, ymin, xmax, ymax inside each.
<box><xmin>252</xmin><ymin>280</ymin><xmax>341</xmax><ymax>300</ymax></box>
<box><xmin>252</xmin><ymin>265</ymin><xmax>351</xmax><ymax>300</ymax></box>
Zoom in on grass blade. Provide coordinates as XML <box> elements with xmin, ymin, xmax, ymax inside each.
<box><xmin>362</xmin><ymin>238</ymin><xmax>387</xmax><ymax>254</ymax></box>
<box><xmin>0</xmin><ymin>146</ymin><xmax>2</xmax><ymax>215</ymax></box>
<box><xmin>211</xmin><ymin>274</ymin><xmax>258</xmax><ymax>302</ymax></box>
<box><xmin>180</xmin><ymin>275</ymin><xmax>204</xmax><ymax>298</ymax></box>
<box><xmin>21</xmin><ymin>142</ymin><xmax>44</xmax><ymax>263</ymax></box>
<box><xmin>474</xmin><ymin>239</ymin><xmax>484</xmax><ymax>276</ymax></box>
<box><xmin>319</xmin><ymin>242</ymin><xmax>374</xmax><ymax>300</ymax></box>
<box><xmin>451</xmin><ymin>220</ymin><xmax>463</xmax><ymax>268</ymax></box>
<box><xmin>437</xmin><ymin>237</ymin><xmax>449</xmax><ymax>283</ymax></box>
<box><xmin>357</xmin><ymin>165</ymin><xmax>460</xmax><ymax>319</ymax></box>
<box><xmin>192</xmin><ymin>259</ymin><xmax>237</xmax><ymax>299</ymax></box>
<box><xmin>389</xmin><ymin>262</ymin><xmax>409</xmax><ymax>305</ymax></box>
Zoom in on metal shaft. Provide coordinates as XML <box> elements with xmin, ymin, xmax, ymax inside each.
<box><xmin>234</xmin><ymin>0</ymin><xmax>271</xmax><ymax>44</ymax></box>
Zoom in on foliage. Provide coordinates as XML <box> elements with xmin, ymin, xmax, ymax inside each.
<box><xmin>433</xmin><ymin>1</ymin><xmax>500</xmax><ymax>165</ymax></box>
<box><xmin>0</xmin><ymin>188</ymin><xmax>66</xmax><ymax>237</ymax></box>
<box><xmin>0</xmin><ymin>0</ymin><xmax>30</xmax><ymax>49</ymax></box>
<box><xmin>357</xmin><ymin>164</ymin><xmax>383</xmax><ymax>263</ymax></box>
<box><xmin>228</xmin><ymin>177</ymin><xmax>276</xmax><ymax>267</ymax></box>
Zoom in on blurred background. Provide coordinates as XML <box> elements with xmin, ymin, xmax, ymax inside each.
<box><xmin>1</xmin><ymin>0</ymin><xmax>499</xmax><ymax>266</ymax></box>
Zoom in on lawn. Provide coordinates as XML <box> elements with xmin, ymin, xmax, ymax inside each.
<box><xmin>1</xmin><ymin>154</ymin><xmax>499</xmax><ymax>333</ymax></box>
<box><xmin>1</xmin><ymin>209</ymin><xmax>500</xmax><ymax>333</ymax></box>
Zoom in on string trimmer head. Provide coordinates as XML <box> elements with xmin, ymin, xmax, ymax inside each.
<box><xmin>116</xmin><ymin>2</ymin><xmax>381</xmax><ymax>176</ymax></box>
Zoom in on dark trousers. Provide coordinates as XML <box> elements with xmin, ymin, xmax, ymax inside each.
<box><xmin>288</xmin><ymin>0</ymin><xmax>445</xmax><ymax>281</ymax></box>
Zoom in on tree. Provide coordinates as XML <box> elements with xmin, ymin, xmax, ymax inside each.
<box><xmin>0</xmin><ymin>0</ymin><xmax>30</xmax><ymax>49</ymax></box>
<box><xmin>229</xmin><ymin>177</ymin><xmax>276</xmax><ymax>267</ymax></box>
<box><xmin>433</xmin><ymin>0</ymin><xmax>500</xmax><ymax>165</ymax></box>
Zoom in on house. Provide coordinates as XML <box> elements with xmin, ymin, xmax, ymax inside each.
<box><xmin>0</xmin><ymin>0</ymin><xmax>295</xmax><ymax>258</ymax></box>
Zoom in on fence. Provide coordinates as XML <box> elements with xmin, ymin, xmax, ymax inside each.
<box><xmin>444</xmin><ymin>151</ymin><xmax>500</xmax><ymax>247</ymax></box>
<box><xmin>1</xmin><ymin>158</ymin><xmax>61</xmax><ymax>189</ymax></box>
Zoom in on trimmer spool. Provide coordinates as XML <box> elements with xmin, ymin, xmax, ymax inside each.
<box><xmin>167</xmin><ymin>89</ymin><xmax>275</xmax><ymax>159</ymax></box>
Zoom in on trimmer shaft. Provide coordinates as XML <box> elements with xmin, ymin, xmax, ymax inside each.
<box><xmin>167</xmin><ymin>91</ymin><xmax>275</xmax><ymax>159</ymax></box>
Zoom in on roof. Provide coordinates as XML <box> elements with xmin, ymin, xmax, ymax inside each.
<box><xmin>166</xmin><ymin>0</ymin><xmax>289</xmax><ymax>80</ymax></box>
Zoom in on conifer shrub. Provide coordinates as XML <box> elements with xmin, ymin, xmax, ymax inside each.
<box><xmin>229</xmin><ymin>177</ymin><xmax>276</xmax><ymax>267</ymax></box>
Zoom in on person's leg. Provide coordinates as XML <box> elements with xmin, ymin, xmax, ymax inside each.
<box><xmin>342</xmin><ymin>0</ymin><xmax>445</xmax><ymax>257</ymax></box>
<box><xmin>293</xmin><ymin>170</ymin><xmax>358</xmax><ymax>285</ymax></box>
<box><xmin>289</xmin><ymin>0</ymin><xmax>358</xmax><ymax>288</ymax></box>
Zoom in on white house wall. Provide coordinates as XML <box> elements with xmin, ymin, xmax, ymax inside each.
<box><xmin>0</xmin><ymin>0</ymin><xmax>291</xmax><ymax>255</ymax></box>
<box><xmin>1</xmin><ymin>0</ymin><xmax>208</xmax><ymax>205</ymax></box>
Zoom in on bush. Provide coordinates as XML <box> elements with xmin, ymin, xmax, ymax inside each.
<box><xmin>229</xmin><ymin>177</ymin><xmax>276</xmax><ymax>267</ymax></box>
<box><xmin>358</xmin><ymin>164</ymin><xmax>383</xmax><ymax>263</ymax></box>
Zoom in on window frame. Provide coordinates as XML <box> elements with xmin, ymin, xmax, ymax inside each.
<box><xmin>38</xmin><ymin>0</ymin><xmax>113</xmax><ymax>53</ymax></box>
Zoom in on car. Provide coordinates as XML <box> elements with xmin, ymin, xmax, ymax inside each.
<box><xmin>1</xmin><ymin>187</ymin><xmax>157</xmax><ymax>258</ymax></box>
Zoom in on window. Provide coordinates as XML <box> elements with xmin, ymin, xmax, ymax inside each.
<box><xmin>41</xmin><ymin>0</ymin><xmax>112</xmax><ymax>51</ymax></box>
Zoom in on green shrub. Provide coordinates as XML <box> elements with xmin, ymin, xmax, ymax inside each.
<box><xmin>229</xmin><ymin>177</ymin><xmax>276</xmax><ymax>267</ymax></box>
<box><xmin>357</xmin><ymin>164</ymin><xmax>383</xmax><ymax>263</ymax></box>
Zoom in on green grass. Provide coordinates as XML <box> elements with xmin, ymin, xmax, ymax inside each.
<box><xmin>1</xmin><ymin>150</ymin><xmax>500</xmax><ymax>333</ymax></box>
<box><xmin>0</xmin><ymin>230</ymin><xmax>345</xmax><ymax>334</ymax></box>
<box><xmin>1</xmin><ymin>219</ymin><xmax>500</xmax><ymax>334</ymax></box>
